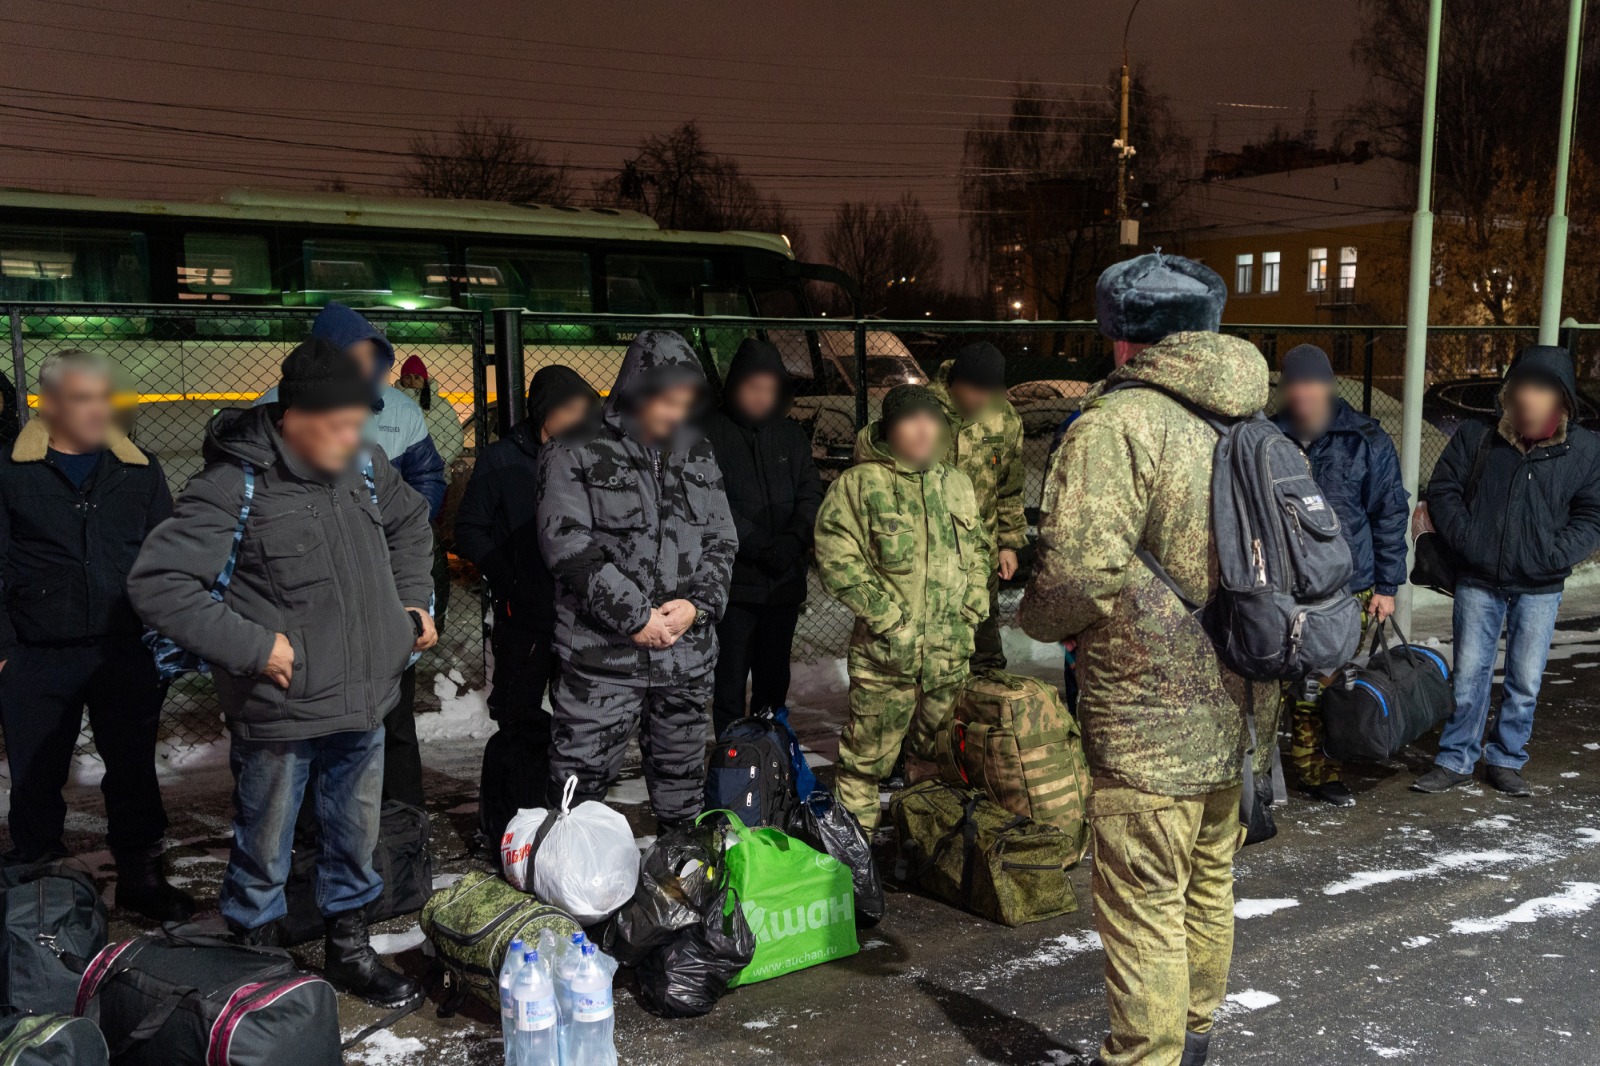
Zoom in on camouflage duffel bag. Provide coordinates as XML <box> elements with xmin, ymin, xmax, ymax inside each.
<box><xmin>890</xmin><ymin>781</ymin><xmax>1077</xmax><ymax>927</ymax></box>
<box><xmin>420</xmin><ymin>871</ymin><xmax>580</xmax><ymax>1014</ymax></box>
<box><xmin>934</xmin><ymin>670</ymin><xmax>1092</xmax><ymax>866</ymax></box>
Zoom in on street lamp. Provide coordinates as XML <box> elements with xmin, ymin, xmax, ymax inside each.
<box><xmin>1116</xmin><ymin>0</ymin><xmax>1146</xmax><ymax>246</ymax></box>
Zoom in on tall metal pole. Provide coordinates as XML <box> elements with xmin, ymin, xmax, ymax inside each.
<box><xmin>1540</xmin><ymin>0</ymin><xmax>1588</xmax><ymax>345</ymax></box>
<box><xmin>1116</xmin><ymin>0</ymin><xmax>1145</xmax><ymax>245</ymax></box>
<box><xmin>1397</xmin><ymin>0</ymin><xmax>1445</xmax><ymax>635</ymax></box>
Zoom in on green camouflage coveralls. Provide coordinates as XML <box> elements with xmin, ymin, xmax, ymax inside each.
<box><xmin>1019</xmin><ymin>331</ymin><xmax>1275</xmax><ymax>1066</ymax></box>
<box><xmin>816</xmin><ymin>426</ymin><xmax>993</xmax><ymax>830</ymax></box>
<box><xmin>929</xmin><ymin>360</ymin><xmax>1027</xmax><ymax>669</ymax></box>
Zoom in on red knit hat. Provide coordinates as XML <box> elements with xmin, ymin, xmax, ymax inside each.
<box><xmin>399</xmin><ymin>355</ymin><xmax>429</xmax><ymax>380</ymax></box>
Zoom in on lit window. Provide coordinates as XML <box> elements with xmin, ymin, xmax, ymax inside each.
<box><xmin>1234</xmin><ymin>253</ymin><xmax>1254</xmax><ymax>295</ymax></box>
<box><xmin>1261</xmin><ymin>251</ymin><xmax>1281</xmax><ymax>294</ymax></box>
<box><xmin>1308</xmin><ymin>247</ymin><xmax>1329</xmax><ymax>292</ymax></box>
<box><xmin>1338</xmin><ymin>246</ymin><xmax>1358</xmax><ymax>292</ymax></box>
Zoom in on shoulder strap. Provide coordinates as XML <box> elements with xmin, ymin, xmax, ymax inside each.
<box><xmin>359</xmin><ymin>449</ymin><xmax>379</xmax><ymax>508</ymax></box>
<box><xmin>208</xmin><ymin>461</ymin><xmax>256</xmax><ymax>603</ymax></box>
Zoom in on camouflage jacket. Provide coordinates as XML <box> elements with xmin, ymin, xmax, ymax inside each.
<box><xmin>1018</xmin><ymin>332</ymin><xmax>1277</xmax><ymax>797</ymax></box>
<box><xmin>815</xmin><ymin>426</ymin><xmax>992</xmax><ymax>687</ymax></box>
<box><xmin>930</xmin><ymin>361</ymin><xmax>1028</xmax><ymax>551</ymax></box>
<box><xmin>536</xmin><ymin>330</ymin><xmax>737</xmax><ymax>686</ymax></box>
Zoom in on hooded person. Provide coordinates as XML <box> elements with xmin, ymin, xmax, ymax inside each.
<box><xmin>535</xmin><ymin>330</ymin><xmax>736</xmax><ymax>828</ymax></box>
<box><xmin>701</xmin><ymin>339</ymin><xmax>825</xmax><ymax>737</ymax></box>
<box><xmin>1414</xmin><ymin>345</ymin><xmax>1600</xmax><ymax>797</ymax></box>
<box><xmin>1019</xmin><ymin>252</ymin><xmax>1274</xmax><ymax>1066</ymax></box>
<box><xmin>814</xmin><ymin>383</ymin><xmax>992</xmax><ymax>831</ymax></box>
<box><xmin>257</xmin><ymin>303</ymin><xmax>447</xmax><ymax>808</ymax></box>
<box><xmin>454</xmin><ymin>364</ymin><xmax>600</xmax><ymax>845</ymax></box>
<box><xmin>396</xmin><ymin>354</ymin><xmax>466</xmax><ymax>469</ymax></box>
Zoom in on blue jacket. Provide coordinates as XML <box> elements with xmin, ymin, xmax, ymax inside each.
<box><xmin>255</xmin><ymin>303</ymin><xmax>446</xmax><ymax>518</ymax></box>
<box><xmin>1273</xmin><ymin>399</ymin><xmax>1410</xmax><ymax>595</ymax></box>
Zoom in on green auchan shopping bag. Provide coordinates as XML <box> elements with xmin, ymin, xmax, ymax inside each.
<box><xmin>698</xmin><ymin>809</ymin><xmax>858</xmax><ymax>986</ymax></box>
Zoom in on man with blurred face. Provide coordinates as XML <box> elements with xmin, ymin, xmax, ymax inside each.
<box><xmin>702</xmin><ymin>339</ymin><xmax>824</xmax><ymax>738</ymax></box>
<box><xmin>536</xmin><ymin>330</ymin><xmax>736</xmax><ymax>830</ymax></box>
<box><xmin>131</xmin><ymin>338</ymin><xmax>433</xmax><ymax>1007</ymax></box>
<box><xmin>814</xmin><ymin>384</ymin><xmax>991</xmax><ymax>830</ymax></box>
<box><xmin>1271</xmin><ymin>344</ymin><xmax>1409</xmax><ymax>807</ymax></box>
<box><xmin>1414</xmin><ymin>345</ymin><xmax>1600</xmax><ymax>797</ymax></box>
<box><xmin>0</xmin><ymin>350</ymin><xmax>191</xmax><ymax>920</ymax></box>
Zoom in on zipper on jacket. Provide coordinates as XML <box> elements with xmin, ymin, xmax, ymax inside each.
<box><xmin>327</xmin><ymin>482</ymin><xmax>368</xmax><ymax>722</ymax></box>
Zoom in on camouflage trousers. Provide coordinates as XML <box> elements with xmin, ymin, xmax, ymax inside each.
<box><xmin>1088</xmin><ymin>781</ymin><xmax>1243</xmax><ymax>1066</ymax></box>
<box><xmin>1286</xmin><ymin>588</ymin><xmax>1375</xmax><ymax>787</ymax></box>
<box><xmin>835</xmin><ymin>667</ymin><xmax>965</xmax><ymax>831</ymax></box>
<box><xmin>547</xmin><ymin>671</ymin><xmax>711</xmax><ymax>823</ymax></box>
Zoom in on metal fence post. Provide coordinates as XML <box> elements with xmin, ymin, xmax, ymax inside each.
<box><xmin>470</xmin><ymin>317</ymin><xmax>491</xmax><ymax>451</ymax></box>
<box><xmin>492</xmin><ymin>308</ymin><xmax>526</xmax><ymax>438</ymax></box>
<box><xmin>1362</xmin><ymin>329</ymin><xmax>1376</xmax><ymax>416</ymax></box>
<box><xmin>853</xmin><ymin>320</ymin><xmax>868</xmax><ymax>431</ymax></box>
<box><xmin>7</xmin><ymin>309</ymin><xmax>26</xmax><ymax>426</ymax></box>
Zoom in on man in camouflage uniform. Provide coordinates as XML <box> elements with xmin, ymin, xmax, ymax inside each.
<box><xmin>537</xmin><ymin>330</ymin><xmax>737</xmax><ymax>829</ymax></box>
<box><xmin>815</xmin><ymin>385</ymin><xmax>992</xmax><ymax>830</ymax></box>
<box><xmin>930</xmin><ymin>341</ymin><xmax>1027</xmax><ymax>669</ymax></box>
<box><xmin>1020</xmin><ymin>254</ymin><xmax>1273</xmax><ymax>1066</ymax></box>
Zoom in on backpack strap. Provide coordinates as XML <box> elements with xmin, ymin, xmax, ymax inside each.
<box><xmin>209</xmin><ymin>461</ymin><xmax>256</xmax><ymax>603</ymax></box>
<box><xmin>359</xmin><ymin>449</ymin><xmax>380</xmax><ymax>508</ymax></box>
<box><xmin>1103</xmin><ymin>379</ymin><xmax>1235</xmax><ymax>436</ymax></box>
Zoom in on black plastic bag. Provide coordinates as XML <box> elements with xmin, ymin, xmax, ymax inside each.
<box><xmin>634</xmin><ymin>883</ymin><xmax>756</xmax><ymax>1019</ymax></box>
<box><xmin>604</xmin><ymin>825</ymin><xmax>721</xmax><ymax>967</ymax></box>
<box><xmin>786</xmin><ymin>791</ymin><xmax>885</xmax><ymax>927</ymax></box>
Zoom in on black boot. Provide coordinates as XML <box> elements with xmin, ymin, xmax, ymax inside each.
<box><xmin>227</xmin><ymin>919</ymin><xmax>286</xmax><ymax>948</ymax></box>
<box><xmin>112</xmin><ymin>848</ymin><xmax>196</xmax><ymax>923</ymax></box>
<box><xmin>323</xmin><ymin>912</ymin><xmax>420</xmax><ymax>1008</ymax></box>
<box><xmin>1181</xmin><ymin>1030</ymin><xmax>1211</xmax><ymax>1066</ymax></box>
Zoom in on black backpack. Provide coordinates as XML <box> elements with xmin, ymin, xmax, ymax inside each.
<box><xmin>0</xmin><ymin>1011</ymin><xmax>108</xmax><ymax>1066</ymax></box>
<box><xmin>76</xmin><ymin>928</ymin><xmax>342</xmax><ymax>1066</ymax></box>
<box><xmin>1109</xmin><ymin>382</ymin><xmax>1361</xmax><ymax>680</ymax></box>
<box><xmin>705</xmin><ymin>712</ymin><xmax>797</xmax><ymax>828</ymax></box>
<box><xmin>1321</xmin><ymin>620</ymin><xmax>1455</xmax><ymax>763</ymax></box>
<box><xmin>0</xmin><ymin>862</ymin><xmax>107</xmax><ymax>1015</ymax></box>
<box><xmin>281</xmin><ymin>801</ymin><xmax>433</xmax><ymax>946</ymax></box>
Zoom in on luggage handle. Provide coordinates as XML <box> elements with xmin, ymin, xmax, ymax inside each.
<box><xmin>527</xmin><ymin>776</ymin><xmax>579</xmax><ymax>885</ymax></box>
<box><xmin>1368</xmin><ymin>617</ymin><xmax>1424</xmax><ymax>680</ymax></box>
<box><xmin>105</xmin><ymin>987</ymin><xmax>199</xmax><ymax>1057</ymax></box>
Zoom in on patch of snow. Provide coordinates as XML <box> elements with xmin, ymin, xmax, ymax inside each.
<box><xmin>1401</xmin><ymin>935</ymin><xmax>1433</xmax><ymax>948</ymax></box>
<box><xmin>605</xmin><ymin>777</ymin><xmax>649</xmax><ymax>805</ymax></box>
<box><xmin>1562</xmin><ymin>772</ymin><xmax>1581</xmax><ymax>779</ymax></box>
<box><xmin>1575</xmin><ymin>828</ymin><xmax>1600</xmax><ymax>844</ymax></box>
<box><xmin>803</xmin><ymin>751</ymin><xmax>831</xmax><ymax>768</ymax></box>
<box><xmin>1450</xmin><ymin>882</ymin><xmax>1600</xmax><ymax>935</ymax></box>
<box><xmin>1223</xmin><ymin>989</ymin><xmax>1280</xmax><ymax>1012</ymax></box>
<box><xmin>345</xmin><ymin>1030</ymin><xmax>426</xmax><ymax>1065</ymax></box>
<box><xmin>1322</xmin><ymin>850</ymin><xmax>1518</xmax><ymax>896</ymax></box>
<box><xmin>860</xmin><ymin>938</ymin><xmax>889</xmax><ymax>951</ymax></box>
<box><xmin>416</xmin><ymin>679</ymin><xmax>494</xmax><ymax>742</ymax></box>
<box><xmin>1370</xmin><ymin>1047</ymin><xmax>1411</xmax><ymax>1059</ymax></box>
<box><xmin>1585</xmin><ymin>742</ymin><xmax>1600</xmax><ymax>751</ymax></box>
<box><xmin>368</xmin><ymin>924</ymin><xmax>426</xmax><ymax>956</ymax></box>
<box><xmin>972</xmin><ymin>931</ymin><xmax>1102</xmax><ymax>981</ymax></box>
<box><xmin>743</xmin><ymin>1019</ymin><xmax>775</xmax><ymax>1030</ymax></box>
<box><xmin>1234</xmin><ymin>898</ymin><xmax>1299</xmax><ymax>919</ymax></box>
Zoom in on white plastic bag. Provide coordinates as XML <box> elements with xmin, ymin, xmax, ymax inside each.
<box><xmin>500</xmin><ymin>777</ymin><xmax>640</xmax><ymax>924</ymax></box>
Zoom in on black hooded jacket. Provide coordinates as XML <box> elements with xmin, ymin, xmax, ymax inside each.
<box><xmin>702</xmin><ymin>340</ymin><xmax>825</xmax><ymax>605</ymax></box>
<box><xmin>1427</xmin><ymin>345</ymin><xmax>1600</xmax><ymax>594</ymax></box>
<box><xmin>455</xmin><ymin>366</ymin><xmax>599</xmax><ymax>633</ymax></box>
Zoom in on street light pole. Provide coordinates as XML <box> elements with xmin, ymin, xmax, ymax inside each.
<box><xmin>1396</xmin><ymin>0</ymin><xmax>1445</xmax><ymax>635</ymax></box>
<box><xmin>1116</xmin><ymin>0</ymin><xmax>1145</xmax><ymax>245</ymax></box>
<box><xmin>1539</xmin><ymin>0</ymin><xmax>1588</xmax><ymax>345</ymax></box>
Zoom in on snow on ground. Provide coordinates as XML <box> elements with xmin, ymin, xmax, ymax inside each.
<box><xmin>1322</xmin><ymin>850</ymin><xmax>1520</xmax><ymax>896</ymax></box>
<box><xmin>969</xmin><ymin>931</ymin><xmax>1103</xmax><ymax>981</ymax></box>
<box><xmin>345</xmin><ymin>1030</ymin><xmax>428</xmax><ymax>1065</ymax></box>
<box><xmin>1218</xmin><ymin>989</ymin><xmax>1281</xmax><ymax>1017</ymax></box>
<box><xmin>414</xmin><ymin>671</ymin><xmax>494</xmax><ymax>742</ymax></box>
<box><xmin>369</xmin><ymin>923</ymin><xmax>428</xmax><ymax>956</ymax></box>
<box><xmin>1450</xmin><ymin>882</ymin><xmax>1600</xmax><ymax>935</ymax></box>
<box><xmin>1234</xmin><ymin>898</ymin><xmax>1300</xmax><ymax>919</ymax></box>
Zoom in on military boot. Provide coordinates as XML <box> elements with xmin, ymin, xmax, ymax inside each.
<box><xmin>112</xmin><ymin>847</ymin><xmax>196</xmax><ymax>923</ymax></box>
<box><xmin>227</xmin><ymin>919</ymin><xmax>286</xmax><ymax>948</ymax></box>
<box><xmin>323</xmin><ymin>912</ymin><xmax>420</xmax><ymax>1008</ymax></box>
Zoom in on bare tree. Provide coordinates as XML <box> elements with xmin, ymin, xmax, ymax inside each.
<box><xmin>595</xmin><ymin>121</ymin><xmax>794</xmax><ymax>235</ymax></box>
<box><xmin>402</xmin><ymin>115</ymin><xmax>573</xmax><ymax>205</ymax></box>
<box><xmin>823</xmin><ymin>194</ymin><xmax>942</xmax><ymax>316</ymax></box>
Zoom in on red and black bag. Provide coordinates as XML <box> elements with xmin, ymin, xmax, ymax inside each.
<box><xmin>75</xmin><ymin>927</ymin><xmax>340</xmax><ymax>1066</ymax></box>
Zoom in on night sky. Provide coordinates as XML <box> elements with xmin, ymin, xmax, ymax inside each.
<box><xmin>5</xmin><ymin>0</ymin><xmax>1369</xmax><ymax>279</ymax></box>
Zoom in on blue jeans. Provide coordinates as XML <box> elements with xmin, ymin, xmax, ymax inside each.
<box><xmin>1435</xmin><ymin>584</ymin><xmax>1562</xmax><ymax>774</ymax></box>
<box><xmin>220</xmin><ymin>728</ymin><xmax>385</xmax><ymax>931</ymax></box>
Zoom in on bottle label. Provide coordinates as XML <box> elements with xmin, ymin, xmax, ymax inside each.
<box><xmin>517</xmin><ymin>995</ymin><xmax>557</xmax><ymax>1032</ymax></box>
<box><xmin>573</xmin><ymin>986</ymin><xmax>614</xmax><ymax>1023</ymax></box>
<box><xmin>500</xmin><ymin>990</ymin><xmax>514</xmax><ymax>1021</ymax></box>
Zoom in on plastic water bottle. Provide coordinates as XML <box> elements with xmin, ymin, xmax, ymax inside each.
<box><xmin>554</xmin><ymin>931</ymin><xmax>588</xmax><ymax>1060</ymax></box>
<box><xmin>564</xmin><ymin>942</ymin><xmax>617</xmax><ymax>1066</ymax></box>
<box><xmin>510</xmin><ymin>949</ymin><xmax>559</xmax><ymax>1066</ymax></box>
<box><xmin>497</xmin><ymin>938</ymin><xmax>526</xmax><ymax>1052</ymax></box>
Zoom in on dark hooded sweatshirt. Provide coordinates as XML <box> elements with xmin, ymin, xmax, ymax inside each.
<box><xmin>455</xmin><ymin>366</ymin><xmax>599</xmax><ymax>634</ymax></box>
<box><xmin>535</xmin><ymin>330</ymin><xmax>738</xmax><ymax>685</ymax></box>
<box><xmin>1426</xmin><ymin>345</ymin><xmax>1600</xmax><ymax>594</ymax></box>
<box><xmin>702</xmin><ymin>339</ymin><xmax>824</xmax><ymax>605</ymax></box>
<box><xmin>128</xmin><ymin>405</ymin><xmax>433</xmax><ymax>740</ymax></box>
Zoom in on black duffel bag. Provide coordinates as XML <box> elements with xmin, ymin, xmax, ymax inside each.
<box><xmin>1321</xmin><ymin>619</ymin><xmax>1455</xmax><ymax>763</ymax></box>
<box><xmin>282</xmin><ymin>800</ymin><xmax>433</xmax><ymax>945</ymax></box>
<box><xmin>75</xmin><ymin>927</ymin><xmax>341</xmax><ymax>1066</ymax></box>
<box><xmin>0</xmin><ymin>860</ymin><xmax>107</xmax><ymax>1014</ymax></box>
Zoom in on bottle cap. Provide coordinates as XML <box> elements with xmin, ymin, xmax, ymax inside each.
<box><xmin>524</xmin><ymin>949</ymin><xmax>539</xmax><ymax>964</ymax></box>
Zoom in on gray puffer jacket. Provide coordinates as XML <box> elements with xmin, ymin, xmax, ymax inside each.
<box><xmin>128</xmin><ymin>405</ymin><xmax>433</xmax><ymax>740</ymax></box>
<box><xmin>536</xmin><ymin>330</ymin><xmax>737</xmax><ymax>686</ymax></box>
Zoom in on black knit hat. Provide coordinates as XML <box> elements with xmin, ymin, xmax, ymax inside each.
<box><xmin>948</xmin><ymin>341</ymin><xmax>1007</xmax><ymax>390</ymax></box>
<box><xmin>879</xmin><ymin>384</ymin><xmax>943</xmax><ymax>438</ymax></box>
<box><xmin>1279</xmin><ymin>343</ymin><xmax>1336</xmax><ymax>385</ymax></box>
<box><xmin>278</xmin><ymin>337</ymin><xmax>373</xmax><ymax>412</ymax></box>
<box><xmin>1095</xmin><ymin>252</ymin><xmax>1226</xmax><ymax>343</ymax></box>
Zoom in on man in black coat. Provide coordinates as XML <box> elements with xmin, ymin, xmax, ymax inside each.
<box><xmin>454</xmin><ymin>365</ymin><xmax>598</xmax><ymax>842</ymax></box>
<box><xmin>0</xmin><ymin>349</ymin><xmax>191</xmax><ymax>921</ymax></box>
<box><xmin>702</xmin><ymin>339</ymin><xmax>825</xmax><ymax>738</ymax></box>
<box><xmin>1414</xmin><ymin>345</ymin><xmax>1600</xmax><ymax>797</ymax></box>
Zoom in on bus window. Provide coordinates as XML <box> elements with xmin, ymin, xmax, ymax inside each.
<box><xmin>0</xmin><ymin>225</ymin><xmax>149</xmax><ymax>303</ymax></box>
<box><xmin>300</xmin><ymin>239</ymin><xmax>450</xmax><ymax>309</ymax></box>
<box><xmin>179</xmin><ymin>233</ymin><xmax>272</xmax><ymax>300</ymax></box>
<box><xmin>604</xmin><ymin>255</ymin><xmax>712</xmax><ymax>314</ymax></box>
<box><xmin>461</xmin><ymin>248</ymin><xmax>591</xmax><ymax>312</ymax></box>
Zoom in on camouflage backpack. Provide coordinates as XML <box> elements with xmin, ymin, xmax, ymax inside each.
<box><xmin>934</xmin><ymin>670</ymin><xmax>1092</xmax><ymax>866</ymax></box>
<box><xmin>420</xmin><ymin>871</ymin><xmax>580</xmax><ymax>1014</ymax></box>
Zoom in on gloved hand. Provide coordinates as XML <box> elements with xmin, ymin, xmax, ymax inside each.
<box><xmin>758</xmin><ymin>533</ymin><xmax>807</xmax><ymax>577</ymax></box>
